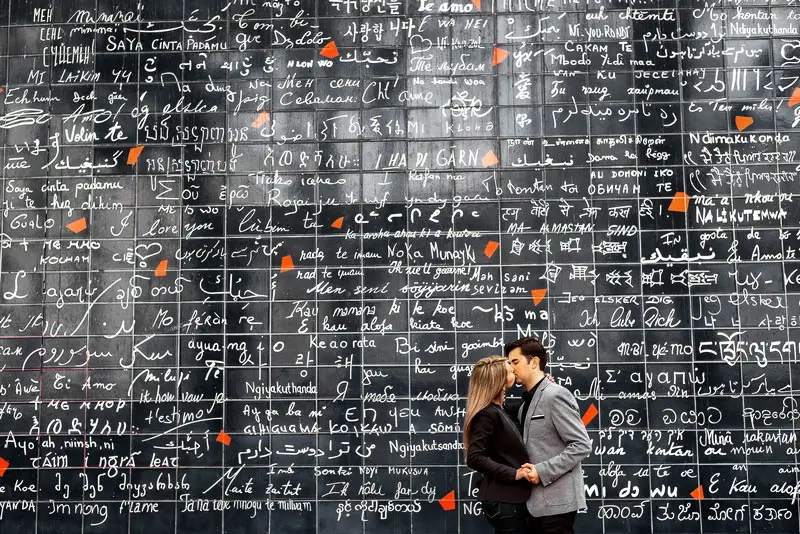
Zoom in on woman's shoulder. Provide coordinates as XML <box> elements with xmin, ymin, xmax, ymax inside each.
<box><xmin>473</xmin><ymin>404</ymin><xmax>501</xmax><ymax>423</ymax></box>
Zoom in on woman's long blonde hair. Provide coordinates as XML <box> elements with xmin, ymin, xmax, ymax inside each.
<box><xmin>463</xmin><ymin>356</ymin><xmax>508</xmax><ymax>456</ymax></box>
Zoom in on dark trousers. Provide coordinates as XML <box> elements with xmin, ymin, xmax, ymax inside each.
<box><xmin>530</xmin><ymin>510</ymin><xmax>578</xmax><ymax>534</ymax></box>
<box><xmin>481</xmin><ymin>501</ymin><xmax>530</xmax><ymax>534</ymax></box>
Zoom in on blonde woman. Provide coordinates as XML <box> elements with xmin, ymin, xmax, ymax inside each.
<box><xmin>464</xmin><ymin>356</ymin><xmax>533</xmax><ymax>534</ymax></box>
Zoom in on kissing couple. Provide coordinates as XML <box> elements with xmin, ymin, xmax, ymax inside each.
<box><xmin>463</xmin><ymin>337</ymin><xmax>592</xmax><ymax>534</ymax></box>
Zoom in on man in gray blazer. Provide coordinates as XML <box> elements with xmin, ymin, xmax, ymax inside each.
<box><xmin>505</xmin><ymin>337</ymin><xmax>592</xmax><ymax>534</ymax></box>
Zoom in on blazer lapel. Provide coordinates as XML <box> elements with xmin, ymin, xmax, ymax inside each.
<box><xmin>530</xmin><ymin>380</ymin><xmax>551</xmax><ymax>415</ymax></box>
<box><xmin>519</xmin><ymin>402</ymin><xmax>528</xmax><ymax>442</ymax></box>
<box><xmin>522</xmin><ymin>379</ymin><xmax>551</xmax><ymax>443</ymax></box>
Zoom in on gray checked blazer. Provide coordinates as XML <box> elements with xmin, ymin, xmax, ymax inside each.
<box><xmin>519</xmin><ymin>379</ymin><xmax>592</xmax><ymax>518</ymax></box>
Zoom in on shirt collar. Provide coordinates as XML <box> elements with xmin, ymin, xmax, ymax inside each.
<box><xmin>523</xmin><ymin>376</ymin><xmax>546</xmax><ymax>401</ymax></box>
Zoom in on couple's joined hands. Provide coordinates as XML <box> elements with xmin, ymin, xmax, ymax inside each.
<box><xmin>514</xmin><ymin>464</ymin><xmax>540</xmax><ymax>484</ymax></box>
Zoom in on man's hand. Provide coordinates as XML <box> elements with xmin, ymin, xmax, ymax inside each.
<box><xmin>522</xmin><ymin>463</ymin><xmax>540</xmax><ymax>484</ymax></box>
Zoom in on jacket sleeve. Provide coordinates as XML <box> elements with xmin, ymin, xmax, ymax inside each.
<box><xmin>466</xmin><ymin>412</ymin><xmax>520</xmax><ymax>484</ymax></box>
<box><xmin>534</xmin><ymin>388</ymin><xmax>592</xmax><ymax>487</ymax></box>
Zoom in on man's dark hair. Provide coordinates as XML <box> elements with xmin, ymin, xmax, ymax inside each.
<box><xmin>504</xmin><ymin>337</ymin><xmax>547</xmax><ymax>370</ymax></box>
